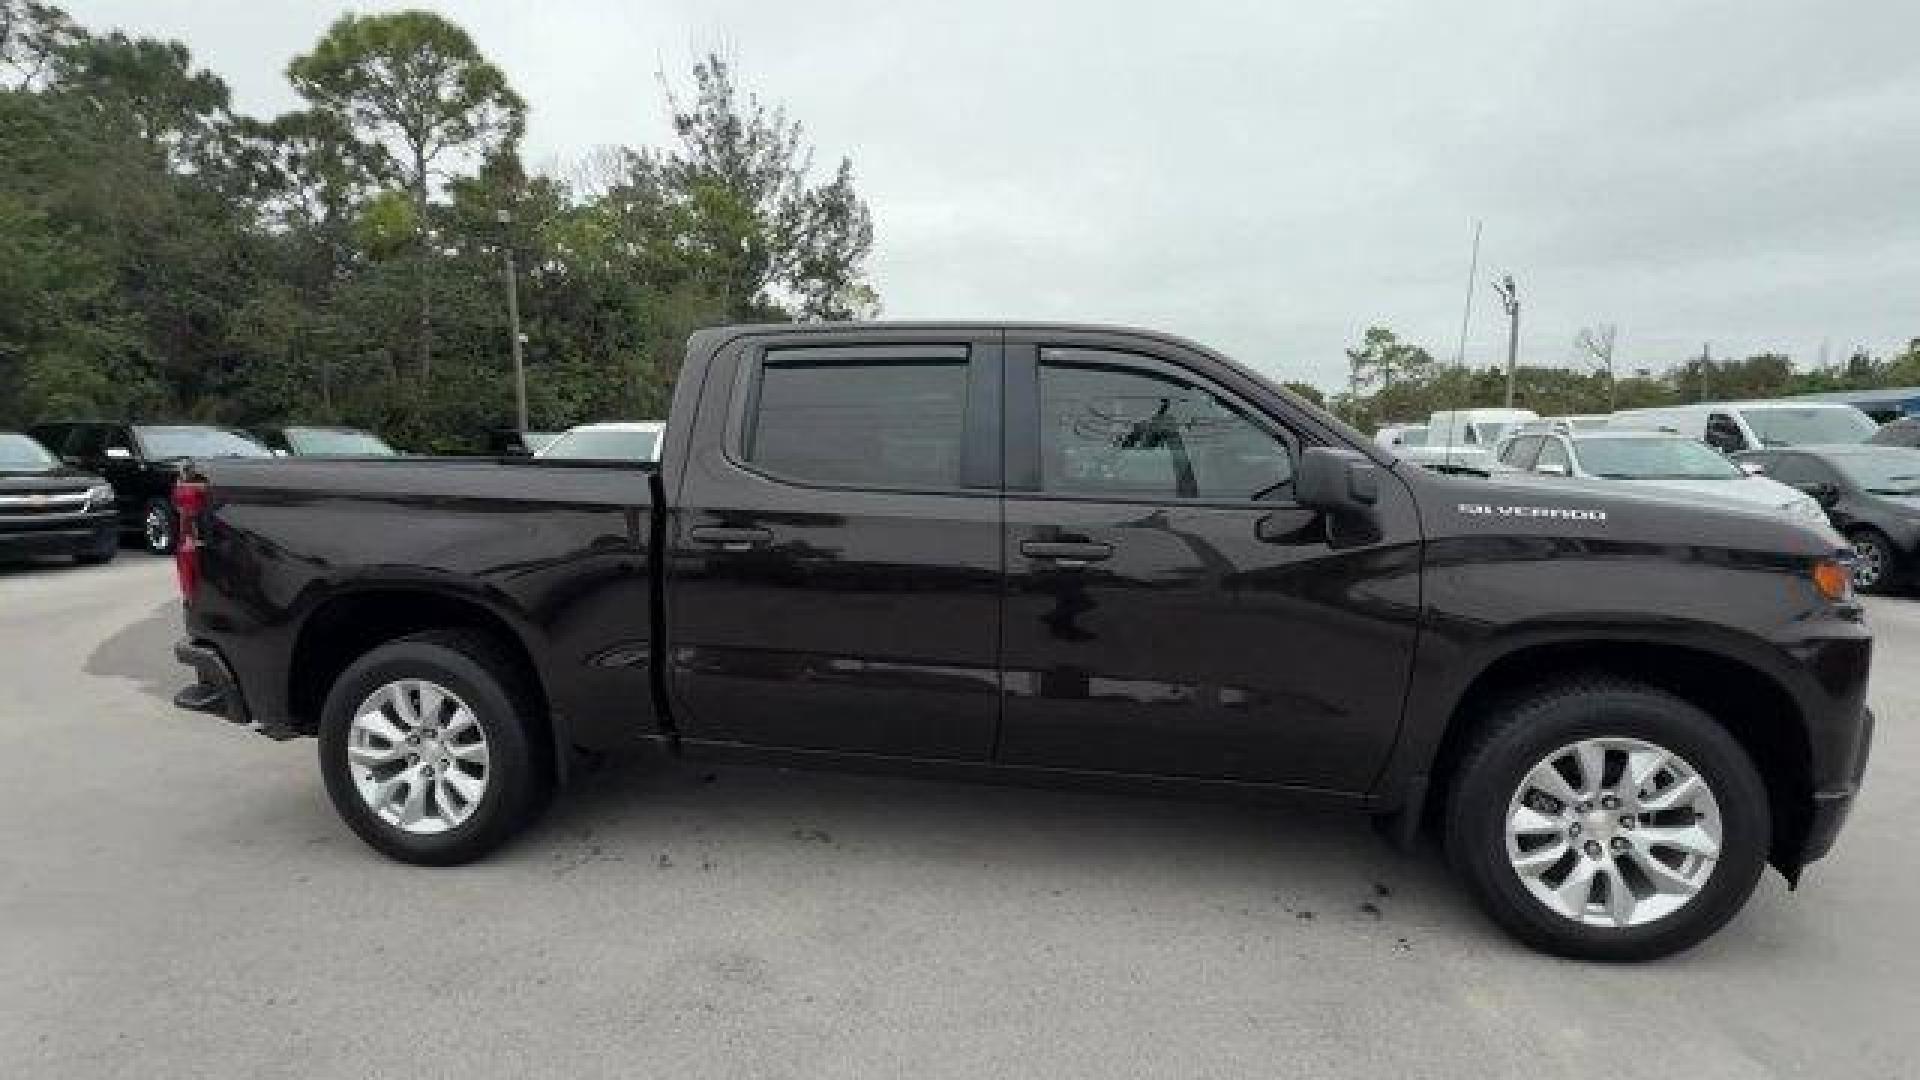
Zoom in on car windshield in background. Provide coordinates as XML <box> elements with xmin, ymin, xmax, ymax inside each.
<box><xmin>0</xmin><ymin>432</ymin><xmax>60</xmax><ymax>470</ymax></box>
<box><xmin>137</xmin><ymin>426</ymin><xmax>271</xmax><ymax>460</ymax></box>
<box><xmin>1742</xmin><ymin>407</ymin><xmax>1876</xmax><ymax>446</ymax></box>
<box><xmin>1576</xmin><ymin>437</ymin><xmax>1740</xmax><ymax>479</ymax></box>
<box><xmin>1400</xmin><ymin>429</ymin><xmax>1428</xmax><ymax>447</ymax></box>
<box><xmin>1831</xmin><ymin>449</ymin><xmax>1920</xmax><ymax>495</ymax></box>
<box><xmin>1472</xmin><ymin>422</ymin><xmax>1510</xmax><ymax>444</ymax></box>
<box><xmin>541</xmin><ymin>429</ymin><xmax>658</xmax><ymax>461</ymax></box>
<box><xmin>286</xmin><ymin>428</ymin><xmax>395</xmax><ymax>456</ymax></box>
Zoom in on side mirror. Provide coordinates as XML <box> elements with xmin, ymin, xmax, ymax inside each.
<box><xmin>1796</xmin><ymin>481</ymin><xmax>1841</xmax><ymax>508</ymax></box>
<box><xmin>1739</xmin><ymin>460</ymin><xmax>1765</xmax><ymax>476</ymax></box>
<box><xmin>1296</xmin><ymin>446</ymin><xmax>1379</xmax><ymax>510</ymax></box>
<box><xmin>105</xmin><ymin>446</ymin><xmax>133</xmax><ymax>460</ymax></box>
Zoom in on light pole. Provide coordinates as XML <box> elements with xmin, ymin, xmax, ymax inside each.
<box><xmin>497</xmin><ymin>208</ymin><xmax>528</xmax><ymax>432</ymax></box>
<box><xmin>1494</xmin><ymin>274</ymin><xmax>1520</xmax><ymax>409</ymax></box>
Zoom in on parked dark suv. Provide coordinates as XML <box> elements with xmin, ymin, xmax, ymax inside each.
<box><xmin>0</xmin><ymin>431</ymin><xmax>119</xmax><ymax>564</ymax></box>
<box><xmin>1737</xmin><ymin>444</ymin><xmax>1920</xmax><ymax>594</ymax></box>
<box><xmin>28</xmin><ymin>423</ymin><xmax>273</xmax><ymax>554</ymax></box>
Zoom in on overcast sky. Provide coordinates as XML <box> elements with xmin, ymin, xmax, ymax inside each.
<box><xmin>65</xmin><ymin>0</ymin><xmax>1920</xmax><ymax>391</ymax></box>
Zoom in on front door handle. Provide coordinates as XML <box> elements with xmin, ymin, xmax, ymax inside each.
<box><xmin>1020</xmin><ymin>540</ymin><xmax>1113</xmax><ymax>568</ymax></box>
<box><xmin>688</xmin><ymin>526</ymin><xmax>773</xmax><ymax>552</ymax></box>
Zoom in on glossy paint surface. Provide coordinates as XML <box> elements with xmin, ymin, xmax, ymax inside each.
<box><xmin>181</xmin><ymin>323</ymin><xmax>1873</xmax><ymax>865</ymax></box>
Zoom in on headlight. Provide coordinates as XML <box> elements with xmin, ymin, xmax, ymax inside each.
<box><xmin>85</xmin><ymin>484</ymin><xmax>116</xmax><ymax>511</ymax></box>
<box><xmin>1785</xmin><ymin>498</ymin><xmax>1827</xmax><ymax>522</ymax></box>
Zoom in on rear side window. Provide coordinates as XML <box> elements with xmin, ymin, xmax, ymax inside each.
<box><xmin>1038</xmin><ymin>350</ymin><xmax>1292</xmax><ymax>501</ymax></box>
<box><xmin>746</xmin><ymin>352</ymin><xmax>969</xmax><ymax>489</ymax></box>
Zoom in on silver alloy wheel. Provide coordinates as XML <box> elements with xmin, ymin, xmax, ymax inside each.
<box><xmin>1505</xmin><ymin>737</ymin><xmax>1722</xmax><ymax>928</ymax></box>
<box><xmin>1852</xmin><ymin>536</ymin><xmax>1886</xmax><ymax>589</ymax></box>
<box><xmin>347</xmin><ymin>679</ymin><xmax>490</xmax><ymax>835</ymax></box>
<box><xmin>145</xmin><ymin>505</ymin><xmax>170</xmax><ymax>552</ymax></box>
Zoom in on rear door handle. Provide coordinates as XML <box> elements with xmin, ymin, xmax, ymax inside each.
<box><xmin>688</xmin><ymin>526</ymin><xmax>773</xmax><ymax>552</ymax></box>
<box><xmin>1020</xmin><ymin>540</ymin><xmax>1113</xmax><ymax>567</ymax></box>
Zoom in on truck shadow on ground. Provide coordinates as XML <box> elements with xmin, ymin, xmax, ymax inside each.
<box><xmin>522</xmin><ymin>749</ymin><xmax>1498</xmax><ymax>947</ymax></box>
<box><xmin>84</xmin><ymin>597</ymin><xmax>187</xmax><ymax>705</ymax></box>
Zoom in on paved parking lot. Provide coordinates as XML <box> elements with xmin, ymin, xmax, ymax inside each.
<box><xmin>3</xmin><ymin>555</ymin><xmax>1916</xmax><ymax>1078</ymax></box>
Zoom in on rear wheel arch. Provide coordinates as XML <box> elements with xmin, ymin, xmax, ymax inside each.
<box><xmin>1421</xmin><ymin>639</ymin><xmax>1814</xmax><ymax>876</ymax></box>
<box><xmin>288</xmin><ymin>587</ymin><xmax>559</xmax><ymax>781</ymax></box>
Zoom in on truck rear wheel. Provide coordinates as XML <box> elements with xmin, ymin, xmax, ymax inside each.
<box><xmin>318</xmin><ymin>630</ymin><xmax>548</xmax><ymax>865</ymax></box>
<box><xmin>1444</xmin><ymin>677</ymin><xmax>1770</xmax><ymax>962</ymax></box>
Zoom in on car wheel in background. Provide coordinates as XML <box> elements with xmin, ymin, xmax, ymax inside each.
<box><xmin>1847</xmin><ymin>529</ymin><xmax>1899</xmax><ymax>595</ymax></box>
<box><xmin>1445</xmin><ymin>676</ymin><xmax>1769</xmax><ymax>962</ymax></box>
<box><xmin>142</xmin><ymin>498</ymin><xmax>176</xmax><ymax>555</ymax></box>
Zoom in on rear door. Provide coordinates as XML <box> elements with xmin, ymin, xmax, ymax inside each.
<box><xmin>666</xmin><ymin>329</ymin><xmax>1006</xmax><ymax>760</ymax></box>
<box><xmin>996</xmin><ymin>331</ymin><xmax>1422</xmax><ymax>791</ymax></box>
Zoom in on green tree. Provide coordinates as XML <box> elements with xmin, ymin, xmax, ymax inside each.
<box><xmin>288</xmin><ymin>10</ymin><xmax>526</xmax><ymax>384</ymax></box>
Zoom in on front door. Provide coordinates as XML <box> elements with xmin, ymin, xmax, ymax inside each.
<box><xmin>667</xmin><ymin>331</ymin><xmax>1006</xmax><ymax>761</ymax></box>
<box><xmin>996</xmin><ymin>333</ymin><xmax>1422</xmax><ymax>791</ymax></box>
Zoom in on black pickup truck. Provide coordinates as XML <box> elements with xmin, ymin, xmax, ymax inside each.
<box><xmin>170</xmin><ymin>323</ymin><xmax>1873</xmax><ymax>961</ymax></box>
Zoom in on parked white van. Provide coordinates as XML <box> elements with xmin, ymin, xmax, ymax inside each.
<box><xmin>1397</xmin><ymin>408</ymin><xmax>1538</xmax><ymax>471</ymax></box>
<box><xmin>1608</xmin><ymin>400</ymin><xmax>1876</xmax><ymax>453</ymax></box>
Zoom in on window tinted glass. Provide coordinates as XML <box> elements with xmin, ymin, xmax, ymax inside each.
<box><xmin>0</xmin><ymin>432</ymin><xmax>59</xmax><ymax>469</ymax></box>
<box><xmin>1575</xmin><ymin>436</ymin><xmax>1738</xmax><ymax>479</ymax></box>
<box><xmin>65</xmin><ymin>425</ymin><xmax>107</xmax><ymax>458</ymax></box>
<box><xmin>286</xmin><ymin>428</ymin><xmax>396</xmax><ymax>456</ymax></box>
<box><xmin>1039</xmin><ymin>350</ymin><xmax>1291</xmax><ymax>500</ymax></box>
<box><xmin>748</xmin><ymin>354</ymin><xmax>968</xmax><ymax>488</ymax></box>
<box><xmin>1501</xmin><ymin>435</ymin><xmax>1544</xmax><ymax>467</ymax></box>
<box><xmin>540</xmin><ymin>428</ymin><xmax>657</xmax><ymax>461</ymax></box>
<box><xmin>1758</xmin><ymin>454</ymin><xmax>1820</xmax><ymax>486</ymax></box>
<box><xmin>1741</xmin><ymin>406</ymin><xmax>1875</xmax><ymax>447</ymax></box>
<box><xmin>1535</xmin><ymin>438</ymin><xmax>1570</xmax><ymax>473</ymax></box>
<box><xmin>136</xmin><ymin>426</ymin><xmax>268</xmax><ymax>459</ymax></box>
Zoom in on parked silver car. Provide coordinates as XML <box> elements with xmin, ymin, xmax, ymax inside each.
<box><xmin>1494</xmin><ymin>422</ymin><xmax>1829</xmax><ymax>524</ymax></box>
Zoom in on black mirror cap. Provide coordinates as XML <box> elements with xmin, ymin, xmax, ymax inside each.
<box><xmin>1297</xmin><ymin>446</ymin><xmax>1380</xmax><ymax>510</ymax></box>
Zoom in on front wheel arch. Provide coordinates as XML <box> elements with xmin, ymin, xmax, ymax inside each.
<box><xmin>1419</xmin><ymin>640</ymin><xmax>1812</xmax><ymax>879</ymax></box>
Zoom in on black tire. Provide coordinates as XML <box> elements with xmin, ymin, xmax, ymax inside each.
<box><xmin>1846</xmin><ymin>528</ymin><xmax>1901</xmax><ymax>595</ymax></box>
<box><xmin>141</xmin><ymin>497</ymin><xmax>176</xmax><ymax>555</ymax></box>
<box><xmin>318</xmin><ymin>630</ymin><xmax>550</xmax><ymax>865</ymax></box>
<box><xmin>1444</xmin><ymin>677</ymin><xmax>1770</xmax><ymax>962</ymax></box>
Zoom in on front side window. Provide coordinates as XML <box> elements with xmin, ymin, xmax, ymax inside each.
<box><xmin>1501</xmin><ymin>435</ymin><xmax>1544</xmax><ymax>468</ymax></box>
<box><xmin>1705</xmin><ymin>413</ymin><xmax>1747</xmax><ymax>452</ymax></box>
<box><xmin>1039</xmin><ymin>350</ymin><xmax>1292</xmax><ymax>501</ymax></box>
<box><xmin>746</xmin><ymin>353</ymin><xmax>969</xmax><ymax>489</ymax></box>
<box><xmin>1534</xmin><ymin>438</ymin><xmax>1571</xmax><ymax>474</ymax></box>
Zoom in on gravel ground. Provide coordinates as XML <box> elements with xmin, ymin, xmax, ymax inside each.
<box><xmin>2</xmin><ymin>555</ymin><xmax>1915</xmax><ymax>1078</ymax></box>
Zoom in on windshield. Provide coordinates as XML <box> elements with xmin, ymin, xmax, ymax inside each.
<box><xmin>1574</xmin><ymin>436</ymin><xmax>1740</xmax><ymax>480</ymax></box>
<box><xmin>1400</xmin><ymin>428</ymin><xmax>1428</xmax><ymax>447</ymax></box>
<box><xmin>136</xmin><ymin>426</ymin><xmax>271</xmax><ymax>460</ymax></box>
<box><xmin>286</xmin><ymin>428</ymin><xmax>395</xmax><ymax>456</ymax></box>
<box><xmin>1740</xmin><ymin>407</ymin><xmax>1876</xmax><ymax>447</ymax></box>
<box><xmin>540</xmin><ymin>428</ymin><xmax>659</xmax><ymax>461</ymax></box>
<box><xmin>1472</xmin><ymin>422</ymin><xmax>1512</xmax><ymax>445</ymax></box>
<box><xmin>1830</xmin><ymin>449</ymin><xmax>1920</xmax><ymax>494</ymax></box>
<box><xmin>0</xmin><ymin>432</ymin><xmax>60</xmax><ymax>471</ymax></box>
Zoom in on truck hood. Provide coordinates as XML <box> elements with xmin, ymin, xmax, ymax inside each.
<box><xmin>1410</xmin><ymin>467</ymin><xmax>1846</xmax><ymax>559</ymax></box>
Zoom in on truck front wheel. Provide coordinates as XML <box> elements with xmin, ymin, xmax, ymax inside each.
<box><xmin>318</xmin><ymin>631</ymin><xmax>548</xmax><ymax>865</ymax></box>
<box><xmin>1444</xmin><ymin>678</ymin><xmax>1770</xmax><ymax>961</ymax></box>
